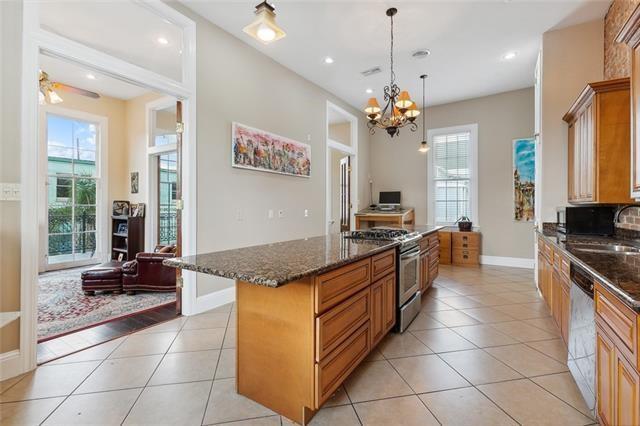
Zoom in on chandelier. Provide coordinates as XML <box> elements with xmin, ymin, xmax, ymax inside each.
<box><xmin>364</xmin><ymin>8</ymin><xmax>419</xmax><ymax>138</ymax></box>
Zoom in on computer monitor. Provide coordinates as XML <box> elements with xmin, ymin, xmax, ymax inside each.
<box><xmin>379</xmin><ymin>191</ymin><xmax>401</xmax><ymax>208</ymax></box>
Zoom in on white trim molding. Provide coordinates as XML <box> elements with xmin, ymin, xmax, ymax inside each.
<box><xmin>480</xmin><ymin>255</ymin><xmax>535</xmax><ymax>269</ymax></box>
<box><xmin>0</xmin><ymin>350</ymin><xmax>22</xmax><ymax>381</ymax></box>
<box><xmin>0</xmin><ymin>312</ymin><xmax>20</xmax><ymax>328</ymax></box>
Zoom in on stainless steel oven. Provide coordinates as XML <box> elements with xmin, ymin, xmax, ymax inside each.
<box><xmin>397</xmin><ymin>242</ymin><xmax>421</xmax><ymax>332</ymax></box>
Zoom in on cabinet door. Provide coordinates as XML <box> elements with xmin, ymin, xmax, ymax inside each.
<box><xmin>615</xmin><ymin>351</ymin><xmax>640</xmax><ymax>426</ymax></box>
<box><xmin>584</xmin><ymin>103</ymin><xmax>595</xmax><ymax>201</ymax></box>
<box><xmin>632</xmin><ymin>46</ymin><xmax>640</xmax><ymax>199</ymax></box>
<box><xmin>551</xmin><ymin>272</ymin><xmax>562</xmax><ymax>326</ymax></box>
<box><xmin>382</xmin><ymin>273</ymin><xmax>396</xmax><ymax>333</ymax></box>
<box><xmin>370</xmin><ymin>280</ymin><xmax>384</xmax><ymax>347</ymax></box>
<box><xmin>568</xmin><ymin>123</ymin><xmax>576</xmax><ymax>200</ymax></box>
<box><xmin>420</xmin><ymin>252</ymin><xmax>429</xmax><ymax>293</ymax></box>
<box><xmin>597</xmin><ymin>327</ymin><xmax>616</xmax><ymax>426</ymax></box>
<box><xmin>561</xmin><ymin>283</ymin><xmax>570</xmax><ymax>343</ymax></box>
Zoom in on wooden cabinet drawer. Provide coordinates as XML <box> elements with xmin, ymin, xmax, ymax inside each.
<box><xmin>553</xmin><ymin>251</ymin><xmax>562</xmax><ymax>272</ymax></box>
<box><xmin>561</xmin><ymin>257</ymin><xmax>570</xmax><ymax>281</ymax></box>
<box><xmin>316</xmin><ymin>259</ymin><xmax>371</xmax><ymax>314</ymax></box>
<box><xmin>371</xmin><ymin>249</ymin><xmax>395</xmax><ymax>282</ymax></box>
<box><xmin>429</xmin><ymin>263</ymin><xmax>438</xmax><ymax>283</ymax></box>
<box><xmin>428</xmin><ymin>250</ymin><xmax>439</xmax><ymax>267</ymax></box>
<box><xmin>595</xmin><ymin>283</ymin><xmax>638</xmax><ymax>369</ymax></box>
<box><xmin>427</xmin><ymin>234</ymin><xmax>439</xmax><ymax>249</ymax></box>
<box><xmin>452</xmin><ymin>248</ymin><xmax>479</xmax><ymax>266</ymax></box>
<box><xmin>316</xmin><ymin>288</ymin><xmax>370</xmax><ymax>361</ymax></box>
<box><xmin>543</xmin><ymin>241</ymin><xmax>553</xmax><ymax>261</ymax></box>
<box><xmin>452</xmin><ymin>232</ymin><xmax>480</xmax><ymax>249</ymax></box>
<box><xmin>438</xmin><ymin>231</ymin><xmax>451</xmax><ymax>247</ymax></box>
<box><xmin>315</xmin><ymin>321</ymin><xmax>370</xmax><ymax>407</ymax></box>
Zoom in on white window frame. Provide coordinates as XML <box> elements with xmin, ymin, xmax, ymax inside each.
<box><xmin>427</xmin><ymin>123</ymin><xmax>479</xmax><ymax>226</ymax></box>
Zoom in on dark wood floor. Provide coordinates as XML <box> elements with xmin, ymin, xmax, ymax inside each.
<box><xmin>37</xmin><ymin>302</ymin><xmax>179</xmax><ymax>364</ymax></box>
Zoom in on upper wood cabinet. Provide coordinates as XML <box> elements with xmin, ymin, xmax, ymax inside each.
<box><xmin>563</xmin><ymin>78</ymin><xmax>633</xmax><ymax>204</ymax></box>
<box><xmin>618</xmin><ymin>7</ymin><xmax>640</xmax><ymax>199</ymax></box>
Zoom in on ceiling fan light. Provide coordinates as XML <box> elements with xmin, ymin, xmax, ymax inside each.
<box><xmin>364</xmin><ymin>97</ymin><xmax>381</xmax><ymax>114</ymax></box>
<box><xmin>395</xmin><ymin>91</ymin><xmax>413</xmax><ymax>109</ymax></box>
<box><xmin>243</xmin><ymin>1</ymin><xmax>286</xmax><ymax>44</ymax></box>
<box><xmin>418</xmin><ymin>140</ymin><xmax>430</xmax><ymax>153</ymax></box>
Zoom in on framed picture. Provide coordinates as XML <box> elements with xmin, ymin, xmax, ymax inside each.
<box><xmin>112</xmin><ymin>200</ymin><xmax>130</xmax><ymax>217</ymax></box>
<box><xmin>513</xmin><ymin>138</ymin><xmax>535</xmax><ymax>222</ymax></box>
<box><xmin>132</xmin><ymin>203</ymin><xmax>146</xmax><ymax>218</ymax></box>
<box><xmin>131</xmin><ymin>172</ymin><xmax>139</xmax><ymax>194</ymax></box>
<box><xmin>117</xmin><ymin>223</ymin><xmax>128</xmax><ymax>234</ymax></box>
<box><xmin>117</xmin><ymin>253</ymin><xmax>124</xmax><ymax>262</ymax></box>
<box><xmin>232</xmin><ymin>122</ymin><xmax>311</xmax><ymax>177</ymax></box>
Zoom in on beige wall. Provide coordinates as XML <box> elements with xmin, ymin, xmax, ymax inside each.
<box><xmin>540</xmin><ymin>20</ymin><xmax>604</xmax><ymax>223</ymax></box>
<box><xmin>169</xmin><ymin>3</ymin><xmax>371</xmax><ymax>296</ymax></box>
<box><xmin>0</xmin><ymin>0</ymin><xmax>22</xmax><ymax>354</ymax></box>
<box><xmin>371</xmin><ymin>88</ymin><xmax>535</xmax><ymax>259</ymax></box>
<box><xmin>329</xmin><ymin>122</ymin><xmax>351</xmax><ymax>146</ymax></box>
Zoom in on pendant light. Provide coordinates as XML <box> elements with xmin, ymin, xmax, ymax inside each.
<box><xmin>418</xmin><ymin>74</ymin><xmax>430</xmax><ymax>153</ymax></box>
<box><xmin>243</xmin><ymin>1</ymin><xmax>286</xmax><ymax>44</ymax></box>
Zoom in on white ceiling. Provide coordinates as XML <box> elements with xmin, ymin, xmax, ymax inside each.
<box><xmin>40</xmin><ymin>54</ymin><xmax>151</xmax><ymax>100</ymax></box>
<box><xmin>182</xmin><ymin>0</ymin><xmax>610</xmax><ymax>109</ymax></box>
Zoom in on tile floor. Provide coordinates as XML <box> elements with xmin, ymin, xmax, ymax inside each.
<box><xmin>1</xmin><ymin>265</ymin><xmax>598</xmax><ymax>425</ymax></box>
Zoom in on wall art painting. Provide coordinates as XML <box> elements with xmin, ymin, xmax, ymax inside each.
<box><xmin>513</xmin><ymin>137</ymin><xmax>535</xmax><ymax>222</ymax></box>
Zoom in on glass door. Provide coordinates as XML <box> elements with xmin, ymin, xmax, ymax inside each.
<box><xmin>46</xmin><ymin>113</ymin><xmax>100</xmax><ymax>269</ymax></box>
<box><xmin>158</xmin><ymin>151</ymin><xmax>177</xmax><ymax>246</ymax></box>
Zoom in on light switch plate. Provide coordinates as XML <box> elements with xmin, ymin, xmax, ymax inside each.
<box><xmin>0</xmin><ymin>183</ymin><xmax>20</xmax><ymax>201</ymax></box>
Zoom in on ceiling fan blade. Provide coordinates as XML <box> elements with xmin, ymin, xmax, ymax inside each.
<box><xmin>53</xmin><ymin>82</ymin><xmax>100</xmax><ymax>99</ymax></box>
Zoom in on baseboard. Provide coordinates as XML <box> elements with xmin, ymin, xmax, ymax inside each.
<box><xmin>0</xmin><ymin>350</ymin><xmax>23</xmax><ymax>381</ymax></box>
<box><xmin>188</xmin><ymin>286</ymin><xmax>236</xmax><ymax>315</ymax></box>
<box><xmin>480</xmin><ymin>255</ymin><xmax>534</xmax><ymax>269</ymax></box>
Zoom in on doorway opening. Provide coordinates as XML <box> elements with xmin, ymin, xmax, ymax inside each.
<box><xmin>326</xmin><ymin>102</ymin><xmax>358</xmax><ymax>234</ymax></box>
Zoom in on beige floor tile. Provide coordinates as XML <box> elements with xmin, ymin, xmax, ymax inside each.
<box><xmin>524</xmin><ymin>317</ymin><xmax>562</xmax><ymax>335</ymax></box>
<box><xmin>428</xmin><ymin>310</ymin><xmax>480</xmax><ymax>327</ymax></box>
<box><xmin>526</xmin><ymin>338</ymin><xmax>568</xmax><ymax>364</ymax></box>
<box><xmin>438</xmin><ymin>349</ymin><xmax>522</xmax><ymax>385</ymax></box>
<box><xmin>494</xmin><ymin>303</ymin><xmax>550</xmax><ymax>320</ymax></box>
<box><xmin>420</xmin><ymin>297</ymin><xmax>455</xmax><ymax>312</ymax></box>
<box><xmin>419</xmin><ymin>387</ymin><xmax>517</xmax><ymax>426</ymax></box>
<box><xmin>390</xmin><ymin>354</ymin><xmax>470</xmax><ymax>393</ymax></box>
<box><xmin>182</xmin><ymin>312</ymin><xmax>230</xmax><ymax>330</ymax></box>
<box><xmin>410</xmin><ymin>328</ymin><xmax>476</xmax><ymax>353</ymax></box>
<box><xmin>108</xmin><ymin>332</ymin><xmax>177</xmax><ymax>359</ymax></box>
<box><xmin>377</xmin><ymin>332</ymin><xmax>432</xmax><ymax>359</ymax></box>
<box><xmin>478</xmin><ymin>379</ymin><xmax>594</xmax><ymax>425</ymax></box>
<box><xmin>354</xmin><ymin>395</ymin><xmax>439</xmax><ymax>426</ymax></box>
<box><xmin>228</xmin><ymin>312</ymin><xmax>237</xmax><ymax>328</ymax></box>
<box><xmin>407</xmin><ymin>312</ymin><xmax>446</xmax><ymax>331</ymax></box>
<box><xmin>343</xmin><ymin>360</ymin><xmax>413</xmax><ymax>402</ymax></box>
<box><xmin>223</xmin><ymin>327</ymin><xmax>237</xmax><ymax>349</ymax></box>
<box><xmin>467</xmin><ymin>294</ymin><xmax>514</xmax><ymax>306</ymax></box>
<box><xmin>484</xmin><ymin>344</ymin><xmax>568</xmax><ymax>377</ymax></box>
<box><xmin>226</xmin><ymin>416</ymin><xmax>281</xmax><ymax>426</ymax></box>
<box><xmin>209</xmin><ymin>303</ymin><xmax>233</xmax><ymax>313</ymax></box>
<box><xmin>0</xmin><ymin>397</ymin><xmax>64</xmax><ymax>425</ymax></box>
<box><xmin>437</xmin><ymin>296</ymin><xmax>485</xmax><ymax>309</ymax></box>
<box><xmin>364</xmin><ymin>347</ymin><xmax>385</xmax><ymax>361</ymax></box>
<box><xmin>323</xmin><ymin>385</ymin><xmax>351</xmax><ymax>407</ymax></box>
<box><xmin>0</xmin><ymin>374</ymin><xmax>27</xmax><ymax>393</ymax></box>
<box><xmin>43</xmin><ymin>388</ymin><xmax>141</xmax><ymax>425</ymax></box>
<box><xmin>124</xmin><ymin>381</ymin><xmax>211</xmax><ymax>426</ymax></box>
<box><xmin>0</xmin><ymin>362</ymin><xmax>99</xmax><ymax>402</ymax></box>
<box><xmin>215</xmin><ymin>348</ymin><xmax>236</xmax><ymax>379</ymax></box>
<box><xmin>531</xmin><ymin>372</ymin><xmax>594</xmax><ymax>417</ymax></box>
<box><xmin>169</xmin><ymin>328</ymin><xmax>226</xmax><ymax>353</ymax></box>
<box><xmin>496</xmin><ymin>291</ymin><xmax>542</xmax><ymax>304</ymax></box>
<box><xmin>149</xmin><ymin>350</ymin><xmax>219</xmax><ymax>385</ymax></box>
<box><xmin>137</xmin><ymin>317</ymin><xmax>187</xmax><ymax>334</ymax></box>
<box><xmin>427</xmin><ymin>287</ymin><xmax>461</xmax><ymax>298</ymax></box>
<box><xmin>490</xmin><ymin>321</ymin><xmax>558</xmax><ymax>342</ymax></box>
<box><xmin>283</xmin><ymin>405</ymin><xmax>360</xmax><ymax>426</ymax></box>
<box><xmin>75</xmin><ymin>355</ymin><xmax>162</xmax><ymax>394</ymax></box>
<box><xmin>459</xmin><ymin>307</ymin><xmax>516</xmax><ymax>323</ymax></box>
<box><xmin>203</xmin><ymin>378</ymin><xmax>275</xmax><ymax>425</ymax></box>
<box><xmin>48</xmin><ymin>338</ymin><xmax>125</xmax><ymax>365</ymax></box>
<box><xmin>451</xmin><ymin>324</ymin><xmax>519</xmax><ymax>348</ymax></box>
<box><xmin>442</xmin><ymin>284</ymin><xmax>489</xmax><ymax>296</ymax></box>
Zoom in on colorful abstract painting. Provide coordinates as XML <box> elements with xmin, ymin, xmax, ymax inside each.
<box><xmin>232</xmin><ymin>122</ymin><xmax>311</xmax><ymax>177</ymax></box>
<box><xmin>513</xmin><ymin>138</ymin><xmax>535</xmax><ymax>222</ymax></box>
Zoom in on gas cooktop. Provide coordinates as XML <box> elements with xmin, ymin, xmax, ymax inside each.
<box><xmin>346</xmin><ymin>227</ymin><xmax>421</xmax><ymax>245</ymax></box>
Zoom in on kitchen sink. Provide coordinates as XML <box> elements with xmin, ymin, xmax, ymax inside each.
<box><xmin>568</xmin><ymin>243</ymin><xmax>640</xmax><ymax>254</ymax></box>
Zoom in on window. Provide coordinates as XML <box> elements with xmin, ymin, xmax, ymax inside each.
<box><xmin>428</xmin><ymin>124</ymin><xmax>478</xmax><ymax>225</ymax></box>
<box><xmin>55</xmin><ymin>176</ymin><xmax>72</xmax><ymax>199</ymax></box>
<box><xmin>158</xmin><ymin>152</ymin><xmax>178</xmax><ymax>245</ymax></box>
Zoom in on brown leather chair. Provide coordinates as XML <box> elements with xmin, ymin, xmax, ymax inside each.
<box><xmin>122</xmin><ymin>245</ymin><xmax>177</xmax><ymax>295</ymax></box>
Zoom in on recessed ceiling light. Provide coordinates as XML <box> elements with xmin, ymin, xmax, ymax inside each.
<box><xmin>502</xmin><ymin>51</ymin><xmax>518</xmax><ymax>60</ymax></box>
<box><xmin>366</xmin><ymin>88</ymin><xmax>373</xmax><ymax>94</ymax></box>
<box><xmin>157</xmin><ymin>37</ymin><xmax>169</xmax><ymax>45</ymax></box>
<box><xmin>324</xmin><ymin>56</ymin><xmax>334</xmax><ymax>64</ymax></box>
<box><xmin>412</xmin><ymin>49</ymin><xmax>431</xmax><ymax>59</ymax></box>
<box><xmin>86</xmin><ymin>73</ymin><xmax>96</xmax><ymax>80</ymax></box>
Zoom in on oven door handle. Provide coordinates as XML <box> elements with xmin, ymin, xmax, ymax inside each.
<box><xmin>400</xmin><ymin>248</ymin><xmax>420</xmax><ymax>261</ymax></box>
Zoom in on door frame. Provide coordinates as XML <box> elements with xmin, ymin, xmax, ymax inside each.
<box><xmin>17</xmin><ymin>0</ymin><xmax>197</xmax><ymax>377</ymax></box>
<box><xmin>325</xmin><ymin>101</ymin><xmax>358</xmax><ymax>234</ymax></box>
<box><xmin>38</xmin><ymin>105</ymin><xmax>109</xmax><ymax>272</ymax></box>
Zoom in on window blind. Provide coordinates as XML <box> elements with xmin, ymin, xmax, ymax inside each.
<box><xmin>432</xmin><ymin>131</ymin><xmax>471</xmax><ymax>224</ymax></box>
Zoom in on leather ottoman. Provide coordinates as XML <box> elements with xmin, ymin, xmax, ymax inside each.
<box><xmin>81</xmin><ymin>261</ymin><xmax>124</xmax><ymax>295</ymax></box>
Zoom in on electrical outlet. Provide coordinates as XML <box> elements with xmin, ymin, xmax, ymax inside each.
<box><xmin>268</xmin><ymin>209</ymin><xmax>274</xmax><ymax>219</ymax></box>
<box><xmin>278</xmin><ymin>209</ymin><xmax>285</xmax><ymax>219</ymax></box>
<box><xmin>0</xmin><ymin>183</ymin><xmax>20</xmax><ymax>201</ymax></box>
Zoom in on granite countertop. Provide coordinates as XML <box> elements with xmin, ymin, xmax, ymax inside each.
<box><xmin>539</xmin><ymin>230</ymin><xmax>640</xmax><ymax>311</ymax></box>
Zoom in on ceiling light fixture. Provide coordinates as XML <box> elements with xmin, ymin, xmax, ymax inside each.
<box><xmin>243</xmin><ymin>1</ymin><xmax>286</xmax><ymax>45</ymax></box>
<box><xmin>38</xmin><ymin>70</ymin><xmax>63</xmax><ymax>105</ymax></box>
<box><xmin>324</xmin><ymin>56</ymin><xmax>334</xmax><ymax>64</ymax></box>
<box><xmin>366</xmin><ymin>88</ymin><xmax>373</xmax><ymax>94</ymax></box>
<box><xmin>157</xmin><ymin>37</ymin><xmax>169</xmax><ymax>45</ymax></box>
<box><xmin>418</xmin><ymin>75</ymin><xmax>429</xmax><ymax>153</ymax></box>
<box><xmin>86</xmin><ymin>73</ymin><xmax>96</xmax><ymax>80</ymax></box>
<box><xmin>502</xmin><ymin>51</ymin><xmax>518</xmax><ymax>60</ymax></box>
<box><xmin>363</xmin><ymin>8</ymin><xmax>417</xmax><ymax>138</ymax></box>
<box><xmin>412</xmin><ymin>49</ymin><xmax>431</xmax><ymax>59</ymax></box>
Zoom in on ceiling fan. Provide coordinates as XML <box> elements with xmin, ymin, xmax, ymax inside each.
<box><xmin>39</xmin><ymin>70</ymin><xmax>100</xmax><ymax>105</ymax></box>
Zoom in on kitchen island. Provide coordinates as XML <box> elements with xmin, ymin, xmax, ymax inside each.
<box><xmin>165</xmin><ymin>227</ymin><xmax>441</xmax><ymax>425</ymax></box>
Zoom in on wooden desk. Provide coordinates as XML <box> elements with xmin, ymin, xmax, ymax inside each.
<box><xmin>355</xmin><ymin>208</ymin><xmax>414</xmax><ymax>229</ymax></box>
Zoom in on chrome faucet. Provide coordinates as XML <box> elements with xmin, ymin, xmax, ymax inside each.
<box><xmin>614</xmin><ymin>204</ymin><xmax>639</xmax><ymax>224</ymax></box>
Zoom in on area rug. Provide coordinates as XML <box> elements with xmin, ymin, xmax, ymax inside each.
<box><xmin>38</xmin><ymin>267</ymin><xmax>175</xmax><ymax>340</ymax></box>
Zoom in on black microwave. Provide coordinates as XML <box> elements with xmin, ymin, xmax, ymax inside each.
<box><xmin>557</xmin><ymin>206</ymin><xmax>615</xmax><ymax>236</ymax></box>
